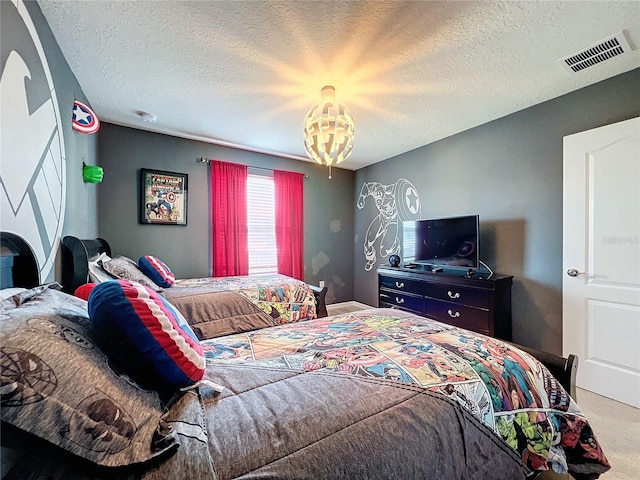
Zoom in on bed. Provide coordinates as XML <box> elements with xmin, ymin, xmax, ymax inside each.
<box><xmin>1</xmin><ymin>233</ymin><xmax>610</xmax><ymax>480</ymax></box>
<box><xmin>60</xmin><ymin>236</ymin><xmax>329</xmax><ymax>337</ymax></box>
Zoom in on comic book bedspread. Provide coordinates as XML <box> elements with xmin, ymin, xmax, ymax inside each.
<box><xmin>163</xmin><ymin>274</ymin><xmax>317</xmax><ymax>338</ymax></box>
<box><xmin>202</xmin><ymin>308</ymin><xmax>610</xmax><ymax>478</ymax></box>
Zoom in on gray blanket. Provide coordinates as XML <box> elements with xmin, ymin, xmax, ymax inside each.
<box><xmin>3</xmin><ymin>363</ymin><xmax>530</xmax><ymax>480</ymax></box>
<box><xmin>2</xmin><ymin>285</ymin><xmax>609</xmax><ymax>480</ymax></box>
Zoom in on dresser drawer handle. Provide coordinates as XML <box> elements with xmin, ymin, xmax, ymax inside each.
<box><xmin>447</xmin><ymin>291</ymin><xmax>460</xmax><ymax>299</ymax></box>
<box><xmin>447</xmin><ymin>309</ymin><xmax>460</xmax><ymax>318</ymax></box>
<box><xmin>395</xmin><ymin>297</ymin><xmax>405</xmax><ymax>304</ymax></box>
<box><xmin>395</xmin><ymin>281</ymin><xmax>405</xmax><ymax>288</ymax></box>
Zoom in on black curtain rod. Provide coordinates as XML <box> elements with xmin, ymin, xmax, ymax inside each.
<box><xmin>199</xmin><ymin>157</ymin><xmax>309</xmax><ymax>178</ymax></box>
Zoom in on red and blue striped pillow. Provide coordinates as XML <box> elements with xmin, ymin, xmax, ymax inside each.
<box><xmin>88</xmin><ymin>280</ymin><xmax>204</xmax><ymax>393</ymax></box>
<box><xmin>138</xmin><ymin>255</ymin><xmax>175</xmax><ymax>288</ymax></box>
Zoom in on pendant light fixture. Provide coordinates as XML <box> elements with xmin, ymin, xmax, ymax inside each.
<box><xmin>303</xmin><ymin>86</ymin><xmax>354</xmax><ymax>179</ymax></box>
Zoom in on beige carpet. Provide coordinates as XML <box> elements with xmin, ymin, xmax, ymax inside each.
<box><xmin>575</xmin><ymin>388</ymin><xmax>640</xmax><ymax>480</ymax></box>
<box><xmin>326</xmin><ymin>303</ymin><xmax>640</xmax><ymax>479</ymax></box>
<box><xmin>326</xmin><ymin>301</ymin><xmax>373</xmax><ymax>316</ymax></box>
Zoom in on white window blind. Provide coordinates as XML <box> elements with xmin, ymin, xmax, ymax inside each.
<box><xmin>247</xmin><ymin>174</ymin><xmax>278</xmax><ymax>275</ymax></box>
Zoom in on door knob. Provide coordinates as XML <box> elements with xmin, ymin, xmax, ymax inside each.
<box><xmin>567</xmin><ymin>268</ymin><xmax>586</xmax><ymax>277</ymax></box>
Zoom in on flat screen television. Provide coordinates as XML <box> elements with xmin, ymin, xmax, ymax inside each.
<box><xmin>402</xmin><ymin>215</ymin><xmax>479</xmax><ymax>269</ymax></box>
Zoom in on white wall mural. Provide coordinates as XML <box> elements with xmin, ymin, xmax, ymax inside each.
<box><xmin>357</xmin><ymin>179</ymin><xmax>421</xmax><ymax>271</ymax></box>
<box><xmin>1</xmin><ymin>0</ymin><xmax>66</xmax><ymax>282</ymax></box>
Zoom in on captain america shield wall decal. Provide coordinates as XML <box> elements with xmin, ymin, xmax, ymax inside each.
<box><xmin>72</xmin><ymin>99</ymin><xmax>100</xmax><ymax>134</ymax></box>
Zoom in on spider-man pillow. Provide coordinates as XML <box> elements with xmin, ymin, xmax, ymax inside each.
<box><xmin>0</xmin><ymin>284</ymin><xmax>178</xmax><ymax>467</ymax></box>
<box><xmin>88</xmin><ymin>280</ymin><xmax>204</xmax><ymax>394</ymax></box>
<box><xmin>138</xmin><ymin>255</ymin><xmax>175</xmax><ymax>288</ymax></box>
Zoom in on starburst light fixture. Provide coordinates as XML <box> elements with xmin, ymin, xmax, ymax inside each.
<box><xmin>303</xmin><ymin>86</ymin><xmax>354</xmax><ymax>179</ymax></box>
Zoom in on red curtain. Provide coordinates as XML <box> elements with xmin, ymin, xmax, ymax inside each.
<box><xmin>210</xmin><ymin>160</ymin><xmax>249</xmax><ymax>276</ymax></box>
<box><xmin>274</xmin><ymin>170</ymin><xmax>304</xmax><ymax>280</ymax></box>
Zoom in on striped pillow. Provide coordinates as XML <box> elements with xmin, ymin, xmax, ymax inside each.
<box><xmin>138</xmin><ymin>255</ymin><xmax>175</xmax><ymax>287</ymax></box>
<box><xmin>88</xmin><ymin>280</ymin><xmax>204</xmax><ymax>393</ymax></box>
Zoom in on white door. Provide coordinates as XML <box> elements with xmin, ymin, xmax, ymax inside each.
<box><xmin>563</xmin><ymin>117</ymin><xmax>640</xmax><ymax>408</ymax></box>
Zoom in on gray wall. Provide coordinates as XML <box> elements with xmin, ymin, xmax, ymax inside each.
<box><xmin>2</xmin><ymin>2</ymin><xmax>98</xmax><ymax>282</ymax></box>
<box><xmin>354</xmin><ymin>68</ymin><xmax>640</xmax><ymax>354</ymax></box>
<box><xmin>16</xmin><ymin>0</ymin><xmax>639</xmax><ymax>351</ymax></box>
<box><xmin>23</xmin><ymin>2</ymin><xmax>99</xmax><ymax>240</ymax></box>
<box><xmin>97</xmin><ymin>124</ymin><xmax>355</xmax><ymax>303</ymax></box>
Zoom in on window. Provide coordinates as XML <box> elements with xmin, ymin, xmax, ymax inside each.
<box><xmin>247</xmin><ymin>174</ymin><xmax>277</xmax><ymax>275</ymax></box>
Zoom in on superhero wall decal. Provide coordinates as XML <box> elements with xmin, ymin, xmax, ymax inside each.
<box><xmin>0</xmin><ymin>0</ymin><xmax>67</xmax><ymax>282</ymax></box>
<box><xmin>357</xmin><ymin>179</ymin><xmax>422</xmax><ymax>270</ymax></box>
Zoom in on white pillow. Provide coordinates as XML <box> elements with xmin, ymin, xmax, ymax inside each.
<box><xmin>0</xmin><ymin>288</ymin><xmax>27</xmax><ymax>303</ymax></box>
<box><xmin>88</xmin><ymin>252</ymin><xmax>115</xmax><ymax>283</ymax></box>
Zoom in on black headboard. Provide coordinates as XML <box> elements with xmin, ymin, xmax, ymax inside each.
<box><xmin>0</xmin><ymin>232</ymin><xmax>40</xmax><ymax>288</ymax></box>
<box><xmin>61</xmin><ymin>236</ymin><xmax>111</xmax><ymax>293</ymax></box>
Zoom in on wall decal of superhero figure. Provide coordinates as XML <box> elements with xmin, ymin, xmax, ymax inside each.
<box><xmin>357</xmin><ymin>179</ymin><xmax>421</xmax><ymax>270</ymax></box>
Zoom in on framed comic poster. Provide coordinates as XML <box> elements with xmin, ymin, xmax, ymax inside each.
<box><xmin>139</xmin><ymin>169</ymin><xmax>188</xmax><ymax>225</ymax></box>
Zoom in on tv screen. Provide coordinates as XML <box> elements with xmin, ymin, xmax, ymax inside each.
<box><xmin>402</xmin><ymin>215</ymin><xmax>479</xmax><ymax>269</ymax></box>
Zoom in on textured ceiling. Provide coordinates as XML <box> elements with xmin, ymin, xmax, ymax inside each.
<box><xmin>38</xmin><ymin>1</ymin><xmax>640</xmax><ymax>170</ymax></box>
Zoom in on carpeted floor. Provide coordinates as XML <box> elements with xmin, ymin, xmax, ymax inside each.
<box><xmin>326</xmin><ymin>302</ymin><xmax>640</xmax><ymax>479</ymax></box>
<box><xmin>575</xmin><ymin>387</ymin><xmax>640</xmax><ymax>480</ymax></box>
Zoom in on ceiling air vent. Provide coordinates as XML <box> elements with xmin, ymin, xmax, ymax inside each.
<box><xmin>559</xmin><ymin>31</ymin><xmax>633</xmax><ymax>74</ymax></box>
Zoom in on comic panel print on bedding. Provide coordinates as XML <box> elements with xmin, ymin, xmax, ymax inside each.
<box><xmin>201</xmin><ymin>308</ymin><xmax>610</xmax><ymax>478</ymax></box>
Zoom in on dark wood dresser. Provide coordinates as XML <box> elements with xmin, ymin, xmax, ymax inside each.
<box><xmin>377</xmin><ymin>266</ymin><xmax>513</xmax><ymax>340</ymax></box>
